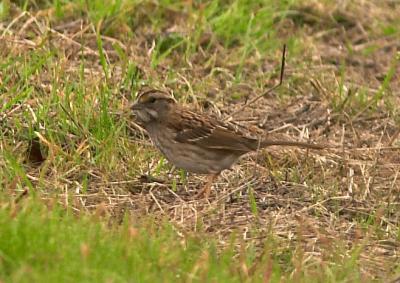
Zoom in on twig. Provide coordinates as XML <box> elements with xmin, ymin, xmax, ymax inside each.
<box><xmin>149</xmin><ymin>188</ymin><xmax>165</xmax><ymax>214</ymax></box>
<box><xmin>1</xmin><ymin>11</ymin><xmax>27</xmax><ymax>36</ymax></box>
<box><xmin>24</xmin><ymin>11</ymin><xmax>98</xmax><ymax>56</ymax></box>
<box><xmin>224</xmin><ymin>44</ymin><xmax>286</xmax><ymax>121</ymax></box>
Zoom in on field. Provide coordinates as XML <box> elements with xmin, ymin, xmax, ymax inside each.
<box><xmin>1</xmin><ymin>0</ymin><xmax>399</xmax><ymax>282</ymax></box>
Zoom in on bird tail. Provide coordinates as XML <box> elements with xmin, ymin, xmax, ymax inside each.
<box><xmin>258</xmin><ymin>139</ymin><xmax>325</xmax><ymax>150</ymax></box>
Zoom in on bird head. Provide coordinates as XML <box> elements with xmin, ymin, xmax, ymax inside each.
<box><xmin>131</xmin><ymin>89</ymin><xmax>176</xmax><ymax>124</ymax></box>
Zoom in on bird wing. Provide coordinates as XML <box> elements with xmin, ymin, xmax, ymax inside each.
<box><xmin>171</xmin><ymin>109</ymin><xmax>257</xmax><ymax>152</ymax></box>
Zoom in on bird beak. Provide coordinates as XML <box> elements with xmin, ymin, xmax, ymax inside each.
<box><xmin>131</xmin><ymin>103</ymin><xmax>140</xmax><ymax>111</ymax></box>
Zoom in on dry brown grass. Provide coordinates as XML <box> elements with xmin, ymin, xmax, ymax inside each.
<box><xmin>1</xmin><ymin>1</ymin><xmax>399</xmax><ymax>281</ymax></box>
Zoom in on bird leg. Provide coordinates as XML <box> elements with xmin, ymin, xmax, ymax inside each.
<box><xmin>195</xmin><ymin>174</ymin><xmax>219</xmax><ymax>199</ymax></box>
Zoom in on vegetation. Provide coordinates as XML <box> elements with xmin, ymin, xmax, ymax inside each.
<box><xmin>0</xmin><ymin>0</ymin><xmax>399</xmax><ymax>282</ymax></box>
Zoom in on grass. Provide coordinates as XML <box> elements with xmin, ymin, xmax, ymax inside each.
<box><xmin>0</xmin><ymin>197</ymin><xmax>370</xmax><ymax>282</ymax></box>
<box><xmin>0</xmin><ymin>198</ymin><xmax>245</xmax><ymax>282</ymax></box>
<box><xmin>1</xmin><ymin>0</ymin><xmax>400</xmax><ymax>282</ymax></box>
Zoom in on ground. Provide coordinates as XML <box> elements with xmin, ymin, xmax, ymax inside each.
<box><xmin>0</xmin><ymin>0</ymin><xmax>399</xmax><ymax>282</ymax></box>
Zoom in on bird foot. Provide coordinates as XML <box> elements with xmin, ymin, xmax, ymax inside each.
<box><xmin>194</xmin><ymin>174</ymin><xmax>218</xmax><ymax>200</ymax></box>
<box><xmin>195</xmin><ymin>184</ymin><xmax>212</xmax><ymax>199</ymax></box>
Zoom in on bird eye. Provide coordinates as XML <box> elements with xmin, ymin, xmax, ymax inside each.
<box><xmin>148</xmin><ymin>97</ymin><xmax>156</xmax><ymax>103</ymax></box>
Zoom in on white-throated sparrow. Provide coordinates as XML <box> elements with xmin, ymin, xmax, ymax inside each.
<box><xmin>131</xmin><ymin>88</ymin><xmax>324</xmax><ymax>198</ymax></box>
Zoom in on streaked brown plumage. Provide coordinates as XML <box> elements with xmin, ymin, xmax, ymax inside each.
<box><xmin>131</xmin><ymin>88</ymin><xmax>324</xmax><ymax>198</ymax></box>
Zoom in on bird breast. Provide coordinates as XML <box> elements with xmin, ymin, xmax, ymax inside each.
<box><xmin>146</xmin><ymin>124</ymin><xmax>240</xmax><ymax>174</ymax></box>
